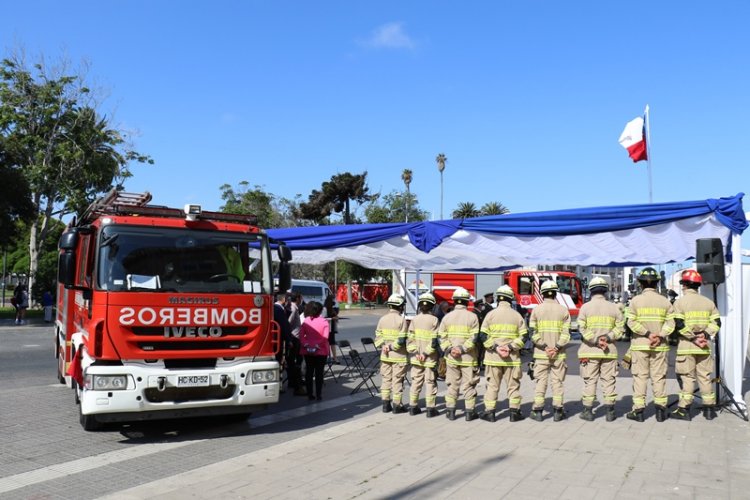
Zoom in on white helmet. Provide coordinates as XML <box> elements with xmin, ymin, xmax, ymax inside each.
<box><xmin>452</xmin><ymin>287</ymin><xmax>471</xmax><ymax>301</ymax></box>
<box><xmin>495</xmin><ymin>285</ymin><xmax>515</xmax><ymax>302</ymax></box>
<box><xmin>386</xmin><ymin>294</ymin><xmax>406</xmax><ymax>307</ymax></box>
<box><xmin>588</xmin><ymin>277</ymin><xmax>609</xmax><ymax>291</ymax></box>
<box><xmin>418</xmin><ymin>292</ymin><xmax>436</xmax><ymax>306</ymax></box>
<box><xmin>540</xmin><ymin>280</ymin><xmax>558</xmax><ymax>294</ymax></box>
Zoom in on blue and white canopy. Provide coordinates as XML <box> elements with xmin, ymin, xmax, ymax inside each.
<box><xmin>268</xmin><ymin>193</ymin><xmax>747</xmax><ymax>270</ymax></box>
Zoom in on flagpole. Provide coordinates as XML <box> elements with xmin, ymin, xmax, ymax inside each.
<box><xmin>644</xmin><ymin>104</ymin><xmax>653</xmax><ymax>203</ymax></box>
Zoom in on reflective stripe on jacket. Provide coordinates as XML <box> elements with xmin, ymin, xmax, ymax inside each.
<box><xmin>374</xmin><ymin>309</ymin><xmax>408</xmax><ymax>363</ymax></box>
<box><xmin>407</xmin><ymin>313</ymin><xmax>440</xmax><ymax>368</ymax></box>
<box><xmin>529</xmin><ymin>299</ymin><xmax>570</xmax><ymax>360</ymax></box>
<box><xmin>664</xmin><ymin>289</ymin><xmax>720</xmax><ymax>355</ymax></box>
<box><xmin>481</xmin><ymin>302</ymin><xmax>527</xmax><ymax>367</ymax></box>
<box><xmin>626</xmin><ymin>289</ymin><xmax>671</xmax><ymax>352</ymax></box>
<box><xmin>438</xmin><ymin>305</ymin><xmax>480</xmax><ymax>367</ymax></box>
<box><xmin>577</xmin><ymin>295</ymin><xmax>624</xmax><ymax>360</ymax></box>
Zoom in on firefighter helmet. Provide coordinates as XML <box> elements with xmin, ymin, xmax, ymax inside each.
<box><xmin>637</xmin><ymin>267</ymin><xmax>660</xmax><ymax>282</ymax></box>
<box><xmin>386</xmin><ymin>294</ymin><xmax>406</xmax><ymax>307</ymax></box>
<box><xmin>418</xmin><ymin>292</ymin><xmax>436</xmax><ymax>306</ymax></box>
<box><xmin>588</xmin><ymin>276</ymin><xmax>609</xmax><ymax>291</ymax></box>
<box><xmin>452</xmin><ymin>287</ymin><xmax>471</xmax><ymax>301</ymax></box>
<box><xmin>495</xmin><ymin>285</ymin><xmax>515</xmax><ymax>302</ymax></box>
<box><xmin>680</xmin><ymin>269</ymin><xmax>703</xmax><ymax>286</ymax></box>
<box><xmin>540</xmin><ymin>280</ymin><xmax>559</xmax><ymax>294</ymax></box>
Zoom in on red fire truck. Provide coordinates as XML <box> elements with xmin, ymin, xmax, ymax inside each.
<box><xmin>502</xmin><ymin>270</ymin><xmax>583</xmax><ymax>325</ymax></box>
<box><xmin>55</xmin><ymin>190</ymin><xmax>291</xmax><ymax>430</ymax></box>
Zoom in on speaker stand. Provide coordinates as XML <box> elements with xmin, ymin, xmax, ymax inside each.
<box><xmin>710</xmin><ymin>284</ymin><xmax>748</xmax><ymax>421</ymax></box>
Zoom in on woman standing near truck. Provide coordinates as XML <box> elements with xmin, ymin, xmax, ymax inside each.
<box><xmin>299</xmin><ymin>301</ymin><xmax>330</xmax><ymax>401</ymax></box>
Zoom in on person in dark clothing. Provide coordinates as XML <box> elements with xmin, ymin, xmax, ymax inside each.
<box><xmin>274</xmin><ymin>294</ymin><xmax>305</xmax><ymax>395</ymax></box>
<box><xmin>324</xmin><ymin>294</ymin><xmax>340</xmax><ymax>363</ymax></box>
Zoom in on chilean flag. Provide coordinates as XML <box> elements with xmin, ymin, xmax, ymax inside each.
<box><xmin>619</xmin><ymin>115</ymin><xmax>648</xmax><ymax>162</ymax></box>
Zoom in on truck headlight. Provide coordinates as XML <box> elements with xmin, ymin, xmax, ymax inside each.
<box><xmin>85</xmin><ymin>375</ymin><xmax>129</xmax><ymax>391</ymax></box>
<box><xmin>248</xmin><ymin>369</ymin><xmax>278</xmax><ymax>384</ymax></box>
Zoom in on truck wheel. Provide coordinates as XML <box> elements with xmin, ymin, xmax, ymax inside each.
<box><xmin>79</xmin><ymin>410</ymin><xmax>105</xmax><ymax>432</ymax></box>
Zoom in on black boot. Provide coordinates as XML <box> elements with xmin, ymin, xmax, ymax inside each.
<box><xmin>655</xmin><ymin>405</ymin><xmax>669</xmax><ymax>422</ymax></box>
<box><xmin>480</xmin><ymin>410</ymin><xmax>496</xmax><ymax>422</ymax></box>
<box><xmin>529</xmin><ymin>409</ymin><xmax>543</xmax><ymax>422</ymax></box>
<box><xmin>703</xmin><ymin>405</ymin><xmax>717</xmax><ymax>421</ymax></box>
<box><xmin>509</xmin><ymin>409</ymin><xmax>526</xmax><ymax>422</ymax></box>
<box><xmin>409</xmin><ymin>405</ymin><xmax>422</xmax><ymax>416</ymax></box>
<box><xmin>579</xmin><ymin>407</ymin><xmax>594</xmax><ymax>421</ymax></box>
<box><xmin>426</xmin><ymin>407</ymin><xmax>439</xmax><ymax>418</ymax></box>
<box><xmin>671</xmin><ymin>406</ymin><xmax>691</xmax><ymax>421</ymax></box>
<box><xmin>465</xmin><ymin>409</ymin><xmax>479</xmax><ymax>422</ymax></box>
<box><xmin>446</xmin><ymin>408</ymin><xmax>456</xmax><ymax>421</ymax></box>
<box><xmin>605</xmin><ymin>405</ymin><xmax>616</xmax><ymax>422</ymax></box>
<box><xmin>382</xmin><ymin>401</ymin><xmax>393</xmax><ymax>413</ymax></box>
<box><xmin>553</xmin><ymin>407</ymin><xmax>566</xmax><ymax>422</ymax></box>
<box><xmin>626</xmin><ymin>409</ymin><xmax>644</xmax><ymax>422</ymax></box>
<box><xmin>392</xmin><ymin>404</ymin><xmax>408</xmax><ymax>414</ymax></box>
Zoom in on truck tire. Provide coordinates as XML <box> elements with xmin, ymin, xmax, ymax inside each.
<box><xmin>79</xmin><ymin>404</ymin><xmax>105</xmax><ymax>431</ymax></box>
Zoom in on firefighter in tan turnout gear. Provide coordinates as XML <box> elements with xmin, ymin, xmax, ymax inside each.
<box><xmin>577</xmin><ymin>277</ymin><xmax>625</xmax><ymax>422</ymax></box>
<box><xmin>479</xmin><ymin>285</ymin><xmax>527</xmax><ymax>423</ymax></box>
<box><xmin>374</xmin><ymin>294</ymin><xmax>409</xmax><ymax>414</ymax></box>
<box><xmin>529</xmin><ymin>280</ymin><xmax>571</xmax><ymax>422</ymax></box>
<box><xmin>438</xmin><ymin>287</ymin><xmax>481</xmax><ymax>421</ymax></box>
<box><xmin>625</xmin><ymin>267</ymin><xmax>672</xmax><ymax>422</ymax></box>
<box><xmin>663</xmin><ymin>270</ymin><xmax>721</xmax><ymax>421</ymax></box>
<box><xmin>406</xmin><ymin>293</ymin><xmax>441</xmax><ymax>418</ymax></box>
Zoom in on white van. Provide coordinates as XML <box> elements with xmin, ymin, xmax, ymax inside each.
<box><xmin>290</xmin><ymin>279</ymin><xmax>336</xmax><ymax>307</ymax></box>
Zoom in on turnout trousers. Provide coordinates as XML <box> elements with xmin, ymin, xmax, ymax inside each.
<box><xmin>533</xmin><ymin>357</ymin><xmax>567</xmax><ymax>410</ymax></box>
<box><xmin>631</xmin><ymin>350</ymin><xmax>668</xmax><ymax>409</ymax></box>
<box><xmin>484</xmin><ymin>365</ymin><xmax>522</xmax><ymax>411</ymax></box>
<box><xmin>445</xmin><ymin>364</ymin><xmax>479</xmax><ymax>410</ymax></box>
<box><xmin>581</xmin><ymin>358</ymin><xmax>618</xmax><ymax>407</ymax></box>
<box><xmin>675</xmin><ymin>353</ymin><xmax>715</xmax><ymax>407</ymax></box>
<box><xmin>409</xmin><ymin>365</ymin><xmax>438</xmax><ymax>408</ymax></box>
<box><xmin>380</xmin><ymin>361</ymin><xmax>408</xmax><ymax>405</ymax></box>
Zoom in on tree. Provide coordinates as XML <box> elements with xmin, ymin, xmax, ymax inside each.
<box><xmin>0</xmin><ymin>54</ymin><xmax>152</xmax><ymax>293</ymax></box>
<box><xmin>0</xmin><ymin>153</ymin><xmax>34</xmax><ymax>247</ymax></box>
<box><xmin>480</xmin><ymin>201</ymin><xmax>510</xmax><ymax>216</ymax></box>
<box><xmin>436</xmin><ymin>153</ymin><xmax>447</xmax><ymax>219</ymax></box>
<box><xmin>220</xmin><ymin>182</ymin><xmax>283</xmax><ymax>228</ymax></box>
<box><xmin>298</xmin><ymin>172</ymin><xmax>374</xmax><ymax>224</ymax></box>
<box><xmin>452</xmin><ymin>202</ymin><xmax>480</xmax><ymax>219</ymax></box>
<box><xmin>401</xmin><ymin>169</ymin><xmax>413</xmax><ymax>222</ymax></box>
<box><xmin>365</xmin><ymin>191</ymin><xmax>428</xmax><ymax>224</ymax></box>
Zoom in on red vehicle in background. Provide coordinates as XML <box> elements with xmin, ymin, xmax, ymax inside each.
<box><xmin>56</xmin><ymin>190</ymin><xmax>291</xmax><ymax>430</ymax></box>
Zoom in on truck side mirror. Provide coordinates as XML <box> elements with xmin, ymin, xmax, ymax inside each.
<box><xmin>58</xmin><ymin>252</ymin><xmax>77</xmax><ymax>287</ymax></box>
<box><xmin>277</xmin><ymin>261</ymin><xmax>291</xmax><ymax>293</ymax></box>
<box><xmin>277</xmin><ymin>243</ymin><xmax>292</xmax><ymax>263</ymax></box>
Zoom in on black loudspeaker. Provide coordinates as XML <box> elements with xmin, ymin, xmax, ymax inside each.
<box><xmin>696</xmin><ymin>238</ymin><xmax>725</xmax><ymax>284</ymax></box>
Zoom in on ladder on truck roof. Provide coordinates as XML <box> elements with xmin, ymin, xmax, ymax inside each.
<box><xmin>79</xmin><ymin>189</ymin><xmax>153</xmax><ymax>224</ymax></box>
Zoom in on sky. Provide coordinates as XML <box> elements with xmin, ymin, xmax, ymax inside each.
<box><xmin>3</xmin><ymin>1</ymin><xmax>749</xmax><ymax>229</ymax></box>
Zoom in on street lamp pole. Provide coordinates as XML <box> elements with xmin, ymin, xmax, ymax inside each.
<box><xmin>436</xmin><ymin>153</ymin><xmax>447</xmax><ymax>219</ymax></box>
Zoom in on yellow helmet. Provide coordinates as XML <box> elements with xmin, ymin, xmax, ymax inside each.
<box><xmin>418</xmin><ymin>292</ymin><xmax>436</xmax><ymax>306</ymax></box>
<box><xmin>452</xmin><ymin>287</ymin><xmax>471</xmax><ymax>301</ymax></box>
<box><xmin>386</xmin><ymin>294</ymin><xmax>406</xmax><ymax>307</ymax></box>
<box><xmin>540</xmin><ymin>280</ymin><xmax>558</xmax><ymax>293</ymax></box>
<box><xmin>495</xmin><ymin>285</ymin><xmax>515</xmax><ymax>302</ymax></box>
<box><xmin>588</xmin><ymin>277</ymin><xmax>609</xmax><ymax>291</ymax></box>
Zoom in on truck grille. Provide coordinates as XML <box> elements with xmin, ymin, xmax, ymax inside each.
<box><xmin>130</xmin><ymin>326</ymin><xmax>250</xmax><ymax>353</ymax></box>
<box><xmin>144</xmin><ymin>385</ymin><xmax>236</xmax><ymax>403</ymax></box>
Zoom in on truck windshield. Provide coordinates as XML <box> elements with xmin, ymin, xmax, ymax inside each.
<box><xmin>96</xmin><ymin>225</ymin><xmax>272</xmax><ymax>294</ymax></box>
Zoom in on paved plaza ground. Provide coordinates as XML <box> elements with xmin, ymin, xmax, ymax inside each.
<box><xmin>102</xmin><ymin>310</ymin><xmax>750</xmax><ymax>500</ymax></box>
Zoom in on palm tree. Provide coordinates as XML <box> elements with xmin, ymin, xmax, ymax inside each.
<box><xmin>435</xmin><ymin>154</ymin><xmax>447</xmax><ymax>219</ymax></box>
<box><xmin>401</xmin><ymin>169</ymin><xmax>413</xmax><ymax>222</ymax></box>
<box><xmin>480</xmin><ymin>201</ymin><xmax>510</xmax><ymax>216</ymax></box>
<box><xmin>452</xmin><ymin>201</ymin><xmax>480</xmax><ymax>219</ymax></box>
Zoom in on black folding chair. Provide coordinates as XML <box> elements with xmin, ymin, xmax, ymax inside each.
<box><xmin>335</xmin><ymin>340</ymin><xmax>357</xmax><ymax>378</ymax></box>
<box><xmin>349</xmin><ymin>349</ymin><xmax>379</xmax><ymax>397</ymax></box>
<box><xmin>360</xmin><ymin>337</ymin><xmax>380</xmax><ymax>369</ymax></box>
<box><xmin>324</xmin><ymin>351</ymin><xmax>339</xmax><ymax>383</ymax></box>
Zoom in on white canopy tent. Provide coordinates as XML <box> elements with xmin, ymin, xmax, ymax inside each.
<box><xmin>267</xmin><ymin>194</ymin><xmax>748</xmax><ymax>408</ymax></box>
